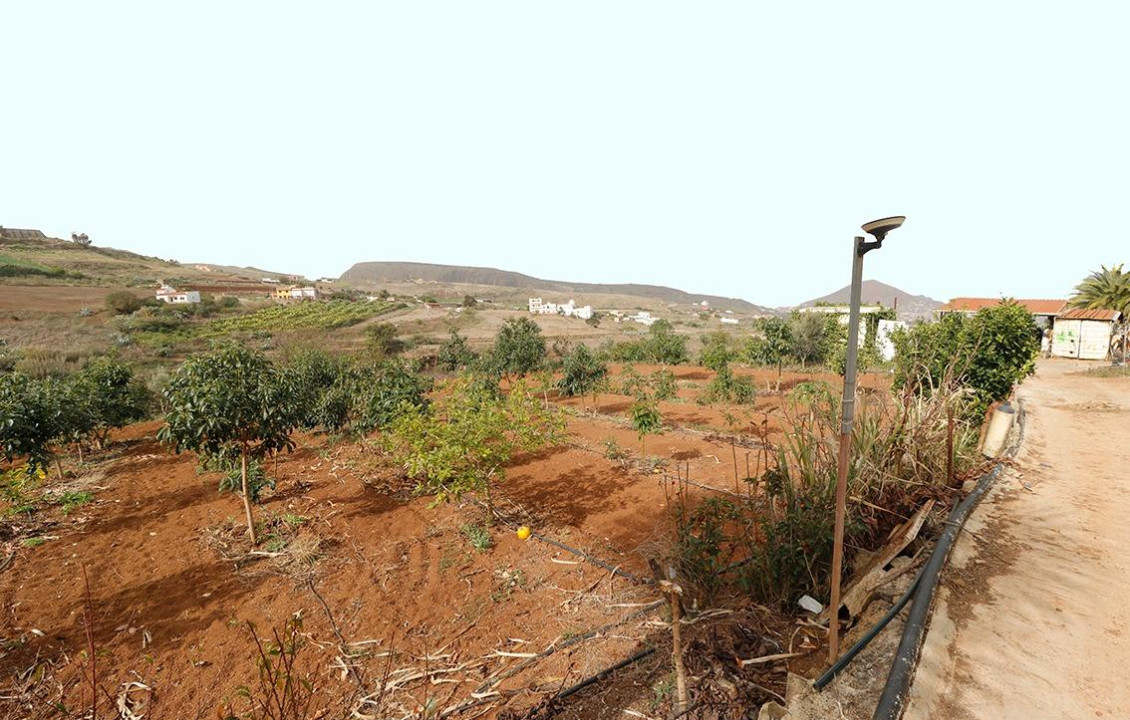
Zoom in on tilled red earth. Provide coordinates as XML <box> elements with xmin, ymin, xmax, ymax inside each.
<box><xmin>0</xmin><ymin>367</ymin><xmax>881</xmax><ymax>719</ymax></box>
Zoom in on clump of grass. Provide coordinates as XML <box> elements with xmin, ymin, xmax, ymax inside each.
<box><xmin>57</xmin><ymin>491</ymin><xmax>94</xmax><ymax>515</ymax></box>
<box><xmin>461</xmin><ymin>523</ymin><xmax>492</xmax><ymax>552</ymax></box>
<box><xmin>666</xmin><ymin>379</ymin><xmax>980</xmax><ymax>607</ymax></box>
<box><xmin>22</xmin><ymin>537</ymin><xmax>47</xmax><ymax>548</ymax></box>
<box><xmin>1085</xmin><ymin>364</ymin><xmax>1130</xmax><ymax>378</ymax></box>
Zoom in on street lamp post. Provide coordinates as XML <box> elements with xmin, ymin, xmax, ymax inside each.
<box><xmin>828</xmin><ymin>216</ymin><xmax>905</xmax><ymax>662</ymax></box>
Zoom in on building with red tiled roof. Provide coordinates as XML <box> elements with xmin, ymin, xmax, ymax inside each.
<box><xmin>936</xmin><ymin>298</ymin><xmax>1067</xmax><ymax>317</ymax></box>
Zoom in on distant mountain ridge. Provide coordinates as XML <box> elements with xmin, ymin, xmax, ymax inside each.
<box><xmin>340</xmin><ymin>261</ymin><xmax>774</xmax><ymax>313</ymax></box>
<box><xmin>795</xmin><ymin>280</ymin><xmax>941</xmax><ymax>320</ymax></box>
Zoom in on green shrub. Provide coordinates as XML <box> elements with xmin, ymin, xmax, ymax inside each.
<box><xmin>893</xmin><ymin>301</ymin><xmax>1039</xmax><ymax>415</ymax></box>
<box><xmin>105</xmin><ymin>291</ymin><xmax>143</xmax><ymax>315</ymax></box>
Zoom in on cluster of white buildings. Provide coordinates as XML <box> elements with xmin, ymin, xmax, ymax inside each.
<box><xmin>156</xmin><ymin>285</ymin><xmax>201</xmax><ymax>304</ymax></box>
<box><xmin>528</xmin><ymin>298</ymin><xmax>593</xmax><ymax>320</ymax></box>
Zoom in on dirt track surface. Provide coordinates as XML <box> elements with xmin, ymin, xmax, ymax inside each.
<box><xmin>906</xmin><ymin>359</ymin><xmax>1130</xmax><ymax>719</ymax></box>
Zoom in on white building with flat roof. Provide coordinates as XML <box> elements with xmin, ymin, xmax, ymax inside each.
<box><xmin>156</xmin><ymin>285</ymin><xmax>201</xmax><ymax>304</ymax></box>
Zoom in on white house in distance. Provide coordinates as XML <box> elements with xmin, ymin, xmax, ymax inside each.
<box><xmin>629</xmin><ymin>310</ymin><xmax>657</xmax><ymax>327</ymax></box>
<box><xmin>528</xmin><ymin>298</ymin><xmax>593</xmax><ymax>320</ymax></box>
<box><xmin>156</xmin><ymin>285</ymin><xmax>201</xmax><ymax>304</ymax></box>
<box><xmin>720</xmin><ymin>317</ymin><xmax>740</xmax><ymax>325</ymax></box>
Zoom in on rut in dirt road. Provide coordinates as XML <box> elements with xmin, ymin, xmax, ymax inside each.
<box><xmin>905</xmin><ymin>359</ymin><xmax>1130</xmax><ymax>720</ymax></box>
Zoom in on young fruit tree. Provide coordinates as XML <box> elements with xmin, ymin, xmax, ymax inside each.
<box><xmin>384</xmin><ymin>375</ymin><xmax>564</xmax><ymax>525</ymax></box>
<box><xmin>68</xmin><ymin>358</ymin><xmax>149</xmax><ymax>450</ymax></box>
<box><xmin>158</xmin><ymin>346</ymin><xmax>297</xmax><ymax>544</ymax></box>
<box><xmin>491</xmin><ymin>317</ymin><xmax>547</xmax><ymax>380</ymax></box>
<box><xmin>557</xmin><ymin>343</ymin><xmax>607</xmax><ymax>410</ymax></box>
<box><xmin>630</xmin><ymin>396</ymin><xmax>662</xmax><ymax>454</ymax></box>
<box><xmin>0</xmin><ymin>373</ymin><xmax>64</xmax><ymax>476</ymax></box>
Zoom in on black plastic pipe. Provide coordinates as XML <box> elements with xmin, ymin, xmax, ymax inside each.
<box><xmin>871</xmin><ymin>402</ymin><xmax>1025</xmax><ymax>720</ymax></box>
<box><xmin>517</xmin><ymin>647</ymin><xmax>658</xmax><ymax>718</ymax></box>
<box><xmin>813</xmin><ymin>564</ymin><xmax>925</xmax><ymax>691</ymax></box>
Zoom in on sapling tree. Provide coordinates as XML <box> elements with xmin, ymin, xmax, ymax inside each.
<box><xmin>630</xmin><ymin>396</ymin><xmax>662</xmax><ymax>454</ymax></box>
<box><xmin>557</xmin><ymin>344</ymin><xmax>607</xmax><ymax>410</ymax></box>
<box><xmin>0</xmin><ymin>373</ymin><xmax>64</xmax><ymax>476</ymax></box>
<box><xmin>69</xmin><ymin>358</ymin><xmax>149</xmax><ymax>449</ymax></box>
<box><xmin>158</xmin><ymin>346</ymin><xmax>297</xmax><ymax>544</ymax></box>
<box><xmin>492</xmin><ymin>317</ymin><xmax>547</xmax><ymax>380</ymax></box>
<box><xmin>384</xmin><ymin>376</ymin><xmax>564</xmax><ymax>525</ymax></box>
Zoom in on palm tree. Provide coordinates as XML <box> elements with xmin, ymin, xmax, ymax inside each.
<box><xmin>1068</xmin><ymin>264</ymin><xmax>1130</xmax><ymax>316</ymax></box>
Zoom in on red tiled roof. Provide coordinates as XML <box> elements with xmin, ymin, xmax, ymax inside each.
<box><xmin>1057</xmin><ymin>307</ymin><xmax>1121</xmax><ymax>321</ymax></box>
<box><xmin>938</xmin><ymin>298</ymin><xmax>1067</xmax><ymax>315</ymax></box>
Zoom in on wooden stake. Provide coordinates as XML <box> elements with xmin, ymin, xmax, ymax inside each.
<box><xmin>731</xmin><ymin>438</ymin><xmax>739</xmax><ymax>491</ymax></box>
<box><xmin>649</xmin><ymin>560</ymin><xmax>687</xmax><ymax>715</ymax></box>
<box><xmin>946</xmin><ymin>406</ymin><xmax>955</xmax><ymax>486</ymax></box>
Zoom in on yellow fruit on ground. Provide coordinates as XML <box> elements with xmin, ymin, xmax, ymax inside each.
<box><xmin>516</xmin><ymin>526</ymin><xmax>531</xmax><ymax>541</ymax></box>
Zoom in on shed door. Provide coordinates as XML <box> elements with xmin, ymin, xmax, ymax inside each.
<box><xmin>1053</xmin><ymin>320</ymin><xmax>1082</xmax><ymax>358</ymax></box>
<box><xmin>1078</xmin><ymin>321</ymin><xmax>1112</xmax><ymax>360</ymax></box>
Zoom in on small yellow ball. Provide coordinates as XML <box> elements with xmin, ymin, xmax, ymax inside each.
<box><xmin>516</xmin><ymin>526</ymin><xmax>532</xmax><ymax>541</ymax></box>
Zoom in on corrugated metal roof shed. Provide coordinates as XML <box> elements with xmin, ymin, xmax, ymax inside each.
<box><xmin>1057</xmin><ymin>307</ymin><xmax>1122</xmax><ymax>321</ymax></box>
<box><xmin>938</xmin><ymin>298</ymin><xmax>1067</xmax><ymax>315</ymax></box>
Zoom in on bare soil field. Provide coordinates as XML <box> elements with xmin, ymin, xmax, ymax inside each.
<box><xmin>0</xmin><ymin>286</ymin><xmax>135</xmax><ymax>314</ymax></box>
<box><xmin>1</xmin><ymin>365</ymin><xmax>871</xmax><ymax>719</ymax></box>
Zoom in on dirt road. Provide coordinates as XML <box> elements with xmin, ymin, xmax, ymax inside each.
<box><xmin>905</xmin><ymin>359</ymin><xmax>1130</xmax><ymax>719</ymax></box>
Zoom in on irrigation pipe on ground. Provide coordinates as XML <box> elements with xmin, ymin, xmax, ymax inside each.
<box><xmin>814</xmin><ymin>402</ymin><xmax>1026</xmax><ymax>699</ymax></box>
<box><xmin>867</xmin><ymin>401</ymin><xmax>1026</xmax><ymax>720</ymax></box>
<box><xmin>468</xmin><ymin>496</ymin><xmax>653</xmax><ymax>585</ymax></box>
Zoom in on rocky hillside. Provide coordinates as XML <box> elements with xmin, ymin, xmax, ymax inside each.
<box><xmin>340</xmin><ymin>261</ymin><xmax>774</xmax><ymax>314</ymax></box>
<box><xmin>795</xmin><ymin>280</ymin><xmax>940</xmax><ymax>320</ymax></box>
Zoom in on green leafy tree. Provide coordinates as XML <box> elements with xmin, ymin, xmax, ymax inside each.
<box><xmin>747</xmin><ymin>317</ymin><xmax>793</xmax><ymax>377</ymax></box>
<box><xmin>0</xmin><ymin>373</ymin><xmax>64</xmax><ymax>475</ymax></box>
<box><xmin>650</xmin><ymin>368</ymin><xmax>678</xmax><ymax>401</ymax></box>
<box><xmin>284</xmin><ymin>349</ymin><xmax>353</xmax><ymax>432</ymax></box>
<box><xmin>893</xmin><ymin>301</ymin><xmax>1039</xmax><ymax>415</ymax></box>
<box><xmin>384</xmin><ymin>376</ymin><xmax>564</xmax><ymax>524</ymax></box>
<box><xmin>158</xmin><ymin>346</ymin><xmax>298</xmax><ymax>544</ymax></box>
<box><xmin>105</xmin><ymin>291</ymin><xmax>143</xmax><ymax>315</ymax></box>
<box><xmin>492</xmin><ymin>317</ymin><xmax>547</xmax><ymax>379</ymax></box>
<box><xmin>438</xmin><ymin>329</ymin><xmax>477</xmax><ymax>372</ymax></box>
<box><xmin>365</xmin><ymin>322</ymin><xmax>405</xmax><ymax>358</ymax></box>
<box><xmin>788</xmin><ymin>312</ymin><xmax>832</xmax><ymax>367</ymax></box>
<box><xmin>557</xmin><ymin>344</ymin><xmax>607</xmax><ymax>409</ymax></box>
<box><xmin>630</xmin><ymin>397</ymin><xmax>662</xmax><ymax>453</ymax></box>
<box><xmin>68</xmin><ymin>358</ymin><xmax>149</xmax><ymax>449</ymax></box>
<box><xmin>702</xmin><ymin>364</ymin><xmax>757</xmax><ymax>405</ymax></box>
<box><xmin>354</xmin><ymin>359</ymin><xmax>433</xmax><ymax>434</ymax></box>
<box><xmin>646</xmin><ymin>321</ymin><xmax>689</xmax><ymax>365</ymax></box>
<box><xmin>698</xmin><ymin>332</ymin><xmax>733</xmax><ymax>372</ymax></box>
<box><xmin>1068</xmin><ymin>263</ymin><xmax>1130</xmax><ymax>316</ymax></box>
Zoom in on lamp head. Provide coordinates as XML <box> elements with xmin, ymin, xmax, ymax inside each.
<box><xmin>861</xmin><ymin>216</ymin><xmax>906</xmax><ymax>243</ymax></box>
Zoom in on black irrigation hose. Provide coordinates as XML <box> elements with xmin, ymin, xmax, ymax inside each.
<box><xmin>517</xmin><ymin>647</ymin><xmax>659</xmax><ymax>718</ymax></box>
<box><xmin>871</xmin><ymin>401</ymin><xmax>1026</xmax><ymax>720</ymax></box>
<box><xmin>556</xmin><ymin>647</ymin><xmax>658</xmax><ymax>701</ymax></box>
<box><xmin>813</xmin><ymin>564</ymin><xmax>925</xmax><ymax>691</ymax></box>
<box><xmin>531</xmin><ymin>531</ymin><xmax>654</xmax><ymax>585</ymax></box>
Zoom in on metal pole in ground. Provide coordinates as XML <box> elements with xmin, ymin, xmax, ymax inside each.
<box><xmin>828</xmin><ymin>216</ymin><xmax>904</xmax><ymax>662</ymax></box>
<box><xmin>829</xmin><ymin>235</ymin><xmax>866</xmax><ymax>661</ymax></box>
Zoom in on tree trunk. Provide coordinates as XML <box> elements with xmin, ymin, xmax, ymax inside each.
<box><xmin>77</xmin><ymin>443</ymin><xmax>84</xmax><ymax>464</ymax></box>
<box><xmin>241</xmin><ymin>452</ymin><xmax>258</xmax><ymax>545</ymax></box>
<box><xmin>668</xmin><ymin>584</ymin><xmax>688</xmax><ymax>714</ymax></box>
<box><xmin>56</xmin><ymin>457</ymin><xmax>64</xmax><ymax>480</ymax></box>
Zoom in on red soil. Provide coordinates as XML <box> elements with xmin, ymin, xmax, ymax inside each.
<box><xmin>0</xmin><ymin>365</ymin><xmax>886</xmax><ymax>719</ymax></box>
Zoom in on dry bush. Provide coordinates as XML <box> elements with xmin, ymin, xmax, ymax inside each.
<box><xmin>666</xmin><ymin>379</ymin><xmax>980</xmax><ymax>608</ymax></box>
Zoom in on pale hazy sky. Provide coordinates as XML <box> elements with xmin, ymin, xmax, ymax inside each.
<box><xmin>3</xmin><ymin>3</ymin><xmax>1126</xmax><ymax>307</ymax></box>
